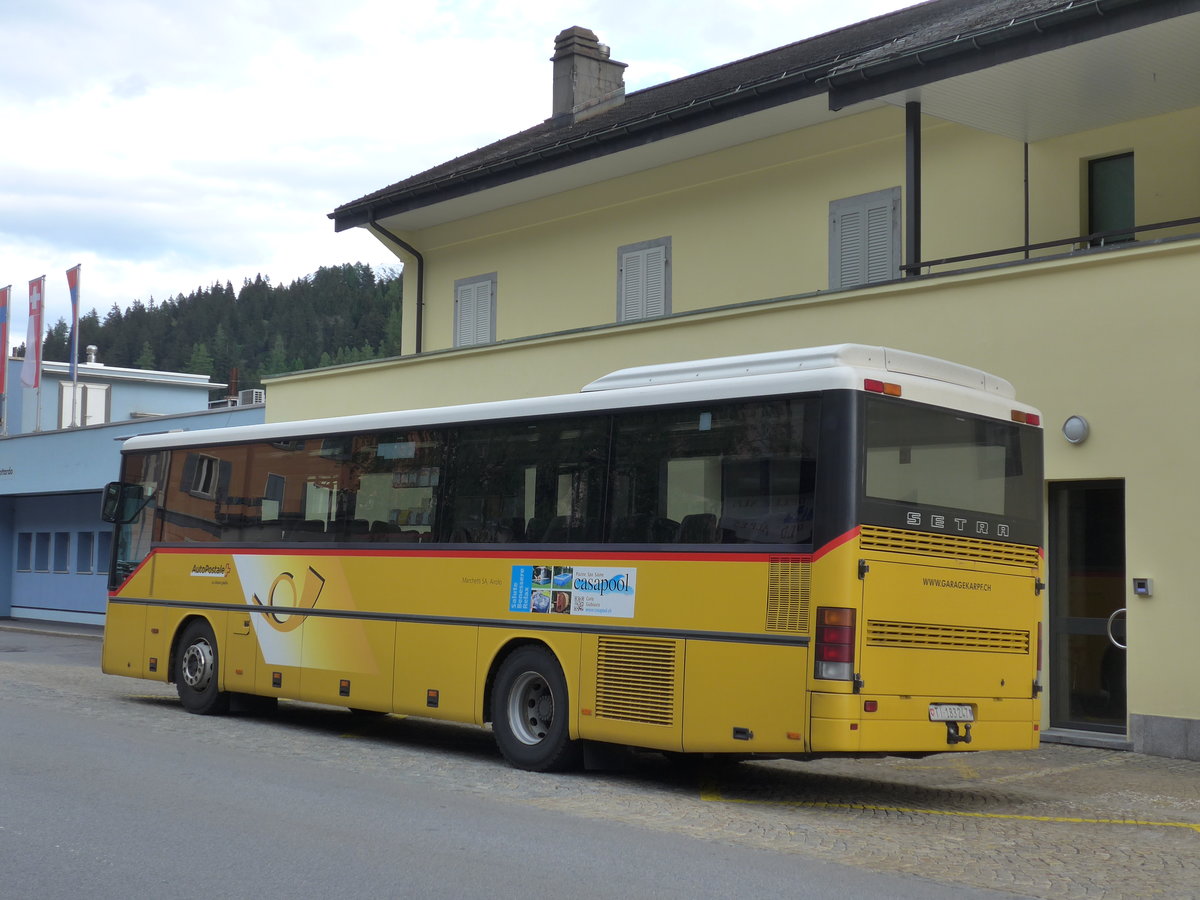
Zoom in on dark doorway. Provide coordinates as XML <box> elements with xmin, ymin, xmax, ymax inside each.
<box><xmin>1048</xmin><ymin>480</ymin><xmax>1126</xmax><ymax>733</ymax></box>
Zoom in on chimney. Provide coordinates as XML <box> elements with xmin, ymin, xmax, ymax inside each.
<box><xmin>550</xmin><ymin>27</ymin><xmax>627</xmax><ymax>128</ymax></box>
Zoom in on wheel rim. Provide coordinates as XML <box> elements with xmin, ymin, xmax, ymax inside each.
<box><xmin>180</xmin><ymin>638</ymin><xmax>215</xmax><ymax>692</ymax></box>
<box><xmin>506</xmin><ymin>670</ymin><xmax>554</xmax><ymax>745</ymax></box>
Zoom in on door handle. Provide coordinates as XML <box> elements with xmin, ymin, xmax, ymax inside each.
<box><xmin>1106</xmin><ymin>607</ymin><xmax>1127</xmax><ymax>650</ymax></box>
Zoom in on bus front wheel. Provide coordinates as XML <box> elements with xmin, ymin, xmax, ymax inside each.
<box><xmin>491</xmin><ymin>646</ymin><xmax>580</xmax><ymax>772</ymax></box>
<box><xmin>175</xmin><ymin>619</ymin><xmax>230</xmax><ymax>716</ymax></box>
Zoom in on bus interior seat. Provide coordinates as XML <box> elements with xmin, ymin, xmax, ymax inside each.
<box><xmin>612</xmin><ymin>514</ymin><xmax>680</xmax><ymax>543</ymax></box>
<box><xmin>678</xmin><ymin>513</ymin><xmax>718</xmax><ymax>543</ymax></box>
<box><xmin>541</xmin><ymin>516</ymin><xmax>573</xmax><ymax>542</ymax></box>
<box><xmin>289</xmin><ymin>519</ymin><xmax>328</xmax><ymax>541</ymax></box>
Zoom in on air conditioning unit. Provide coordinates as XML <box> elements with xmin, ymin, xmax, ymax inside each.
<box><xmin>238</xmin><ymin>389</ymin><xmax>265</xmax><ymax>405</ymax></box>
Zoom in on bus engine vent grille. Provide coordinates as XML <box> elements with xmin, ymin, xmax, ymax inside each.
<box><xmin>594</xmin><ymin>636</ymin><xmax>677</xmax><ymax>726</ymax></box>
<box><xmin>859</xmin><ymin>526</ymin><xmax>1040</xmax><ymax>568</ymax></box>
<box><xmin>866</xmin><ymin>620</ymin><xmax>1030</xmax><ymax>654</ymax></box>
<box><xmin>766</xmin><ymin>556</ymin><xmax>810</xmax><ymax>633</ymax></box>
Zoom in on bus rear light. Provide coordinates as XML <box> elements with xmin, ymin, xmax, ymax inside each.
<box><xmin>1011</xmin><ymin>410</ymin><xmax>1041</xmax><ymax>426</ymax></box>
<box><xmin>819</xmin><ymin>607</ymin><xmax>855</xmax><ymax>627</ymax></box>
<box><xmin>863</xmin><ymin>700</ymin><xmax>878</xmax><ymax>713</ymax></box>
<box><xmin>816</xmin><ymin>624</ymin><xmax>853</xmax><ymax>645</ymax></box>
<box><xmin>815</xmin><ymin>606</ymin><xmax>856</xmax><ymax>681</ymax></box>
<box><xmin>864</xmin><ymin>379</ymin><xmax>902</xmax><ymax>397</ymax></box>
<box><xmin>817</xmin><ymin>643</ymin><xmax>853</xmax><ymax>663</ymax></box>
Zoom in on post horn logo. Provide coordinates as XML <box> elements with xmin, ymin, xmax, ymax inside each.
<box><xmin>251</xmin><ymin>566</ymin><xmax>326</xmax><ymax>632</ymax></box>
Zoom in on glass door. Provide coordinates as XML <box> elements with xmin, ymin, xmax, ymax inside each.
<box><xmin>1048</xmin><ymin>480</ymin><xmax>1126</xmax><ymax>733</ymax></box>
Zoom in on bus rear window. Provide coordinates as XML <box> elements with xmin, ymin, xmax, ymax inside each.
<box><xmin>863</xmin><ymin>397</ymin><xmax>1041</xmax><ymax>522</ymax></box>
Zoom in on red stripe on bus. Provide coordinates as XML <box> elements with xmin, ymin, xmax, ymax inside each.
<box><xmin>811</xmin><ymin>526</ymin><xmax>860</xmax><ymax>561</ymax></box>
<box><xmin>118</xmin><ymin>528</ymin><xmax>863</xmax><ymax>584</ymax></box>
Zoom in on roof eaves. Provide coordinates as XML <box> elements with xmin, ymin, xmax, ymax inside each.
<box><xmin>331</xmin><ymin>57</ymin><xmax>851</xmax><ymax>230</ymax></box>
<box><xmin>827</xmin><ymin>0</ymin><xmax>1194</xmax><ymax>109</ymax></box>
<box><xmin>338</xmin><ymin>0</ymin><xmax>1163</xmax><ymax>229</ymax></box>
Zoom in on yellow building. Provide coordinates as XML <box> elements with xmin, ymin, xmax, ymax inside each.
<box><xmin>268</xmin><ymin>1</ymin><xmax>1200</xmax><ymax>759</ymax></box>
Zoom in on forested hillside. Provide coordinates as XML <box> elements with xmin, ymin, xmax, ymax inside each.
<box><xmin>29</xmin><ymin>263</ymin><xmax>402</xmax><ymax>389</ymax></box>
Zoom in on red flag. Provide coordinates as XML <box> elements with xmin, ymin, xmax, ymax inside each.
<box><xmin>0</xmin><ymin>285</ymin><xmax>9</xmax><ymax>395</ymax></box>
<box><xmin>21</xmin><ymin>276</ymin><xmax>44</xmax><ymax>389</ymax></box>
<box><xmin>66</xmin><ymin>265</ymin><xmax>81</xmax><ymax>382</ymax></box>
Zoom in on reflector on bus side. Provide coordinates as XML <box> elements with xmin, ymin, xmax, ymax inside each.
<box><xmin>864</xmin><ymin>379</ymin><xmax>902</xmax><ymax>397</ymax></box>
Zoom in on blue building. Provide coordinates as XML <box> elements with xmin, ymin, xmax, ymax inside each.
<box><xmin>0</xmin><ymin>352</ymin><xmax>264</xmax><ymax>625</ymax></box>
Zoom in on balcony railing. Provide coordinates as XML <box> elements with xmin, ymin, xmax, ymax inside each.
<box><xmin>901</xmin><ymin>215</ymin><xmax>1200</xmax><ymax>277</ymax></box>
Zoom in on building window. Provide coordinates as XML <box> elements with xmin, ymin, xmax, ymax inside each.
<box><xmin>617</xmin><ymin>237</ymin><xmax>670</xmax><ymax>322</ymax></box>
<box><xmin>34</xmin><ymin>532</ymin><xmax>51</xmax><ymax>572</ymax></box>
<box><xmin>829</xmin><ymin>187</ymin><xmax>900</xmax><ymax>290</ymax></box>
<box><xmin>182</xmin><ymin>453</ymin><xmax>221</xmax><ymax>498</ymax></box>
<box><xmin>454</xmin><ymin>273</ymin><xmax>496</xmax><ymax>347</ymax></box>
<box><xmin>96</xmin><ymin>531</ymin><xmax>113</xmax><ymax>576</ymax></box>
<box><xmin>263</xmin><ymin>473</ymin><xmax>285</xmax><ymax>520</ymax></box>
<box><xmin>53</xmin><ymin>532</ymin><xmax>71</xmax><ymax>573</ymax></box>
<box><xmin>76</xmin><ymin>531</ymin><xmax>95</xmax><ymax>574</ymax></box>
<box><xmin>58</xmin><ymin>382</ymin><xmax>110</xmax><ymax>428</ymax></box>
<box><xmin>1088</xmin><ymin>153</ymin><xmax>1134</xmax><ymax>245</ymax></box>
<box><xmin>16</xmin><ymin>533</ymin><xmax>32</xmax><ymax>571</ymax></box>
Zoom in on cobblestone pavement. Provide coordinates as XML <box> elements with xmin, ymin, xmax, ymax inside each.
<box><xmin>4</xmin><ymin>624</ymin><xmax>1199</xmax><ymax>899</ymax></box>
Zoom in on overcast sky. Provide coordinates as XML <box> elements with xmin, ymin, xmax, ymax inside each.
<box><xmin>1</xmin><ymin>0</ymin><xmax>911</xmax><ymax>346</ymax></box>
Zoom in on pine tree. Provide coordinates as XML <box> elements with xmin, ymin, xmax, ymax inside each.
<box><xmin>134</xmin><ymin>340</ymin><xmax>156</xmax><ymax>370</ymax></box>
<box><xmin>42</xmin><ymin>319</ymin><xmax>70</xmax><ymax>362</ymax></box>
<box><xmin>184</xmin><ymin>342</ymin><xmax>214</xmax><ymax>377</ymax></box>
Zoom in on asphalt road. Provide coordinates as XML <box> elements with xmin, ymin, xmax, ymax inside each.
<box><xmin>0</xmin><ymin>629</ymin><xmax>1023</xmax><ymax>899</ymax></box>
<box><xmin>5</xmin><ymin>626</ymin><xmax>1199</xmax><ymax>899</ymax></box>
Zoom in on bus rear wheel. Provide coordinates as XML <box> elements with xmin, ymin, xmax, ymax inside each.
<box><xmin>175</xmin><ymin>620</ymin><xmax>230</xmax><ymax>716</ymax></box>
<box><xmin>491</xmin><ymin>646</ymin><xmax>580</xmax><ymax>772</ymax></box>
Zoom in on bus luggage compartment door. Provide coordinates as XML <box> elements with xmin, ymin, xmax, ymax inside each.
<box><xmin>859</xmin><ymin>559</ymin><xmax>1037</xmax><ymax>700</ymax></box>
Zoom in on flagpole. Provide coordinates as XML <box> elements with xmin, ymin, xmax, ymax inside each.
<box><xmin>0</xmin><ymin>285</ymin><xmax>9</xmax><ymax>437</ymax></box>
<box><xmin>22</xmin><ymin>277</ymin><xmax>45</xmax><ymax>432</ymax></box>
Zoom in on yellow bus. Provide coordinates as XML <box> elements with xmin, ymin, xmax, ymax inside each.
<box><xmin>100</xmin><ymin>344</ymin><xmax>1044</xmax><ymax>770</ymax></box>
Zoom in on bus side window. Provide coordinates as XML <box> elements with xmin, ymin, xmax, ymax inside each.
<box><xmin>443</xmin><ymin>418</ymin><xmax>607</xmax><ymax>545</ymax></box>
<box><xmin>609</xmin><ymin>398</ymin><xmax>817</xmax><ymax>545</ymax></box>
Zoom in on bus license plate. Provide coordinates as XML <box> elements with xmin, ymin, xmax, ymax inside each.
<box><xmin>929</xmin><ymin>704</ymin><xmax>974</xmax><ymax>722</ymax></box>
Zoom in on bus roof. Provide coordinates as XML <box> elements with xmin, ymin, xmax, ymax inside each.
<box><xmin>582</xmin><ymin>344</ymin><xmax>1015</xmax><ymax>396</ymax></box>
<box><xmin>119</xmin><ymin>344</ymin><xmax>1029</xmax><ymax>454</ymax></box>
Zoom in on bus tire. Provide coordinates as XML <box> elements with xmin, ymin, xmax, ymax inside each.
<box><xmin>175</xmin><ymin>619</ymin><xmax>230</xmax><ymax>716</ymax></box>
<box><xmin>491</xmin><ymin>646</ymin><xmax>580</xmax><ymax>772</ymax></box>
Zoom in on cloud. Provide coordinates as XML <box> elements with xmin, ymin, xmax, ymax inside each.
<box><xmin>0</xmin><ymin>0</ymin><xmax>912</xmax><ymax>341</ymax></box>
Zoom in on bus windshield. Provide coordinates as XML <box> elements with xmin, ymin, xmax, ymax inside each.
<box><xmin>862</xmin><ymin>396</ymin><xmax>1042</xmax><ymax>540</ymax></box>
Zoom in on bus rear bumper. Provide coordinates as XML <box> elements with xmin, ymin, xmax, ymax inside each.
<box><xmin>809</xmin><ymin>692</ymin><xmax>1040</xmax><ymax>752</ymax></box>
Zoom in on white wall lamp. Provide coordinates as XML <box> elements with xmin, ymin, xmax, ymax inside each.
<box><xmin>1062</xmin><ymin>415</ymin><xmax>1090</xmax><ymax>444</ymax></box>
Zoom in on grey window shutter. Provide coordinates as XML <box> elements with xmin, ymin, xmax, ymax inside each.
<box><xmin>455</xmin><ymin>283</ymin><xmax>476</xmax><ymax>346</ymax></box>
<box><xmin>619</xmin><ymin>244</ymin><xmax>667</xmax><ymax>321</ymax></box>
<box><xmin>455</xmin><ymin>278</ymin><xmax>493</xmax><ymax>346</ymax></box>
<box><xmin>620</xmin><ymin>249</ymin><xmax>645</xmax><ymax>320</ymax></box>
<box><xmin>834</xmin><ymin>207</ymin><xmax>865</xmax><ymax>289</ymax></box>
<box><xmin>642</xmin><ymin>245</ymin><xmax>666</xmax><ymax>317</ymax></box>
<box><xmin>830</xmin><ymin>188</ymin><xmax>899</xmax><ymax>290</ymax></box>
<box><xmin>472</xmin><ymin>281</ymin><xmax>491</xmax><ymax>343</ymax></box>
<box><xmin>865</xmin><ymin>204</ymin><xmax>894</xmax><ymax>283</ymax></box>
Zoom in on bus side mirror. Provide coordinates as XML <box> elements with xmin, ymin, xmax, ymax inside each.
<box><xmin>100</xmin><ymin>482</ymin><xmax>144</xmax><ymax>524</ymax></box>
<box><xmin>100</xmin><ymin>482</ymin><xmax>123</xmax><ymax>523</ymax></box>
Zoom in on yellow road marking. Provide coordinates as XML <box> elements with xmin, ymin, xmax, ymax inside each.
<box><xmin>700</xmin><ymin>782</ymin><xmax>1200</xmax><ymax>833</ymax></box>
